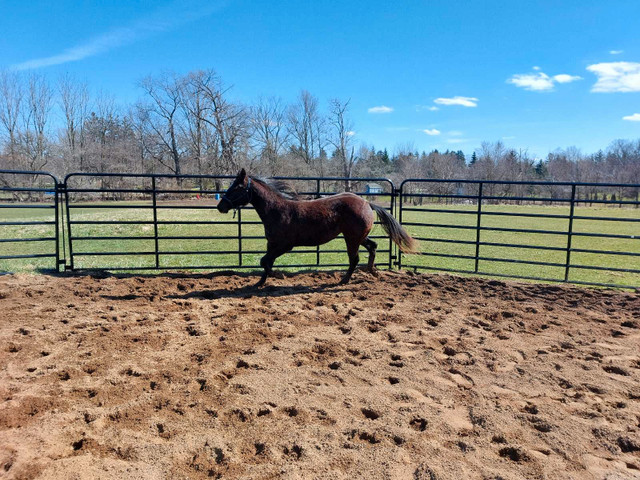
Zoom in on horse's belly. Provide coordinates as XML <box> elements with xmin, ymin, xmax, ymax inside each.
<box><xmin>295</xmin><ymin>226</ymin><xmax>341</xmax><ymax>246</ymax></box>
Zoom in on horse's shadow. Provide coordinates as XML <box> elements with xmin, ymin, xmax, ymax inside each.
<box><xmin>165</xmin><ymin>281</ymin><xmax>350</xmax><ymax>300</ymax></box>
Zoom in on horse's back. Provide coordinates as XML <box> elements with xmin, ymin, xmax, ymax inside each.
<box><xmin>284</xmin><ymin>192</ymin><xmax>373</xmax><ymax>246</ymax></box>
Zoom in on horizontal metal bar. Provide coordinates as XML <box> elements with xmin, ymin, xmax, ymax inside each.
<box><xmin>72</xmin><ymin>248</ymin><xmax>390</xmax><ymax>257</ymax></box>
<box><xmin>405</xmin><ymin>222</ymin><xmax>567</xmax><ymax>236</ymax></box>
<box><xmin>0</xmin><ymin>253</ymin><xmax>56</xmax><ymax>260</ymax></box>
<box><xmin>402</xmin><ymin>207</ymin><xmax>477</xmax><ymax>215</ymax></box>
<box><xmin>70</xmin><ymin>262</ymin><xmax>390</xmax><ymax>272</ymax></box>
<box><xmin>402</xmin><ymin>264</ymin><xmax>565</xmax><ymax>284</ymax></box>
<box><xmin>573</xmin><ymin>215</ymin><xmax>640</xmax><ymax>223</ymax></box>
<box><xmin>481</xmin><ymin>241</ymin><xmax>566</xmax><ymax>252</ymax></box>
<box><xmin>400</xmin><ymin>178</ymin><xmax>640</xmax><ymax>188</ymax></box>
<box><xmin>574</xmin><ymin>198</ymin><xmax>640</xmax><ymax>206</ymax></box>
<box><xmin>0</xmin><ymin>237</ymin><xmax>56</xmax><ymax>243</ymax></box>
<box><xmin>478</xmin><ymin>256</ymin><xmax>565</xmax><ymax>268</ymax></box>
<box><xmin>69</xmin><ymin>220</ymin><xmax>155</xmax><ymax>225</ymax></box>
<box><xmin>413</xmin><ymin>237</ymin><xmax>570</xmax><ymax>252</ymax></box>
<box><xmin>402</xmin><ymin>207</ymin><xmax>572</xmax><ymax>220</ymax></box>
<box><xmin>413</xmin><ymin>237</ymin><xmax>477</xmax><ymax>245</ymax></box>
<box><xmin>0</xmin><ymin>204</ymin><xmax>55</xmax><ymax>209</ymax></box>
<box><xmin>0</xmin><ymin>221</ymin><xmax>55</xmax><ymax>226</ymax></box>
<box><xmin>571</xmin><ymin>248</ymin><xmax>640</xmax><ymax>257</ymax></box>
<box><xmin>572</xmin><ymin>231</ymin><xmax>640</xmax><ymax>240</ymax></box>
<box><xmin>413</xmin><ymin>252</ymin><xmax>565</xmax><ymax>268</ymax></box>
<box><xmin>0</xmin><ymin>187</ymin><xmax>56</xmax><ymax>192</ymax></box>
<box><xmin>402</xmin><ymin>222</ymin><xmax>477</xmax><ymax>230</ymax></box>
<box><xmin>0</xmin><ymin>169</ymin><xmax>59</xmax><ymax>183</ymax></box>
<box><xmin>569</xmin><ymin>264</ymin><xmax>640</xmax><ymax>274</ymax></box>
<box><xmin>414</xmin><ymin>252</ymin><xmax>477</xmax><ymax>260</ymax></box>
<box><xmin>69</xmin><ymin>204</ymin><xmax>154</xmax><ymax>209</ymax></box>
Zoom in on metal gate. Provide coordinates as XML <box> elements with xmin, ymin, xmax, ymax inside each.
<box><xmin>0</xmin><ymin>170</ymin><xmax>62</xmax><ymax>272</ymax></box>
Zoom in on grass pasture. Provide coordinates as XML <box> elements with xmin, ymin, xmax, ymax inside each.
<box><xmin>0</xmin><ymin>197</ymin><xmax>638</xmax><ymax>288</ymax></box>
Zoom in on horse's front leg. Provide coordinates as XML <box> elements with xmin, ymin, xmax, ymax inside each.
<box><xmin>255</xmin><ymin>242</ymin><xmax>290</xmax><ymax>287</ymax></box>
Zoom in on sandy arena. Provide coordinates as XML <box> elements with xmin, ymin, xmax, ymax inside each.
<box><xmin>0</xmin><ymin>270</ymin><xmax>639</xmax><ymax>479</ymax></box>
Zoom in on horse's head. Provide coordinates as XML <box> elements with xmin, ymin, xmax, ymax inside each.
<box><xmin>217</xmin><ymin>168</ymin><xmax>252</xmax><ymax>214</ymax></box>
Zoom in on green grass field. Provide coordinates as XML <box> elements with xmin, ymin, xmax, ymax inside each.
<box><xmin>1</xmin><ymin>199</ymin><xmax>638</xmax><ymax>288</ymax></box>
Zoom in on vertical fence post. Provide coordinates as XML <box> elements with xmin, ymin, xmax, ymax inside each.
<box><xmin>564</xmin><ymin>184</ymin><xmax>576</xmax><ymax>282</ymax></box>
<box><xmin>397</xmin><ymin>183</ymin><xmax>404</xmax><ymax>269</ymax></box>
<box><xmin>238</xmin><ymin>206</ymin><xmax>243</xmax><ymax>267</ymax></box>
<box><xmin>151</xmin><ymin>176</ymin><xmax>160</xmax><ymax>269</ymax></box>
<box><xmin>474</xmin><ymin>182</ymin><xmax>483</xmax><ymax>273</ymax></box>
<box><xmin>389</xmin><ymin>183</ymin><xmax>395</xmax><ymax>269</ymax></box>
<box><xmin>316</xmin><ymin>179</ymin><xmax>321</xmax><ymax>266</ymax></box>
<box><xmin>54</xmin><ymin>180</ymin><xmax>61</xmax><ymax>272</ymax></box>
<box><xmin>64</xmin><ymin>179</ymin><xmax>74</xmax><ymax>271</ymax></box>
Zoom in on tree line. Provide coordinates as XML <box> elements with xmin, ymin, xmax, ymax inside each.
<box><xmin>1</xmin><ymin>69</ymin><xmax>639</xmax><ymax>196</ymax></box>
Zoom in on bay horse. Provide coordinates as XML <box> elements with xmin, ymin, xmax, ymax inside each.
<box><xmin>217</xmin><ymin>169</ymin><xmax>418</xmax><ymax>286</ymax></box>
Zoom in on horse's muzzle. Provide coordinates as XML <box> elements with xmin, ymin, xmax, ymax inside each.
<box><xmin>217</xmin><ymin>199</ymin><xmax>231</xmax><ymax>214</ymax></box>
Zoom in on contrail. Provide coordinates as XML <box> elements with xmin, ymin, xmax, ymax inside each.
<box><xmin>11</xmin><ymin>0</ymin><xmax>226</xmax><ymax>71</ymax></box>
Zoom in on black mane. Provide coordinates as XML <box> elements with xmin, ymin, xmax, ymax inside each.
<box><xmin>252</xmin><ymin>176</ymin><xmax>300</xmax><ymax>200</ymax></box>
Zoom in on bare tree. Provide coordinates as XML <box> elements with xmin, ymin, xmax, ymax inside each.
<box><xmin>19</xmin><ymin>73</ymin><xmax>53</xmax><ymax>171</ymax></box>
<box><xmin>288</xmin><ymin>90</ymin><xmax>326</xmax><ymax>174</ymax></box>
<box><xmin>328</xmin><ymin>98</ymin><xmax>356</xmax><ymax>190</ymax></box>
<box><xmin>192</xmin><ymin>69</ymin><xmax>249</xmax><ymax>175</ymax></box>
<box><xmin>58</xmin><ymin>74</ymin><xmax>90</xmax><ymax>171</ymax></box>
<box><xmin>139</xmin><ymin>72</ymin><xmax>185</xmax><ymax>178</ymax></box>
<box><xmin>0</xmin><ymin>70</ymin><xmax>24</xmax><ymax>169</ymax></box>
<box><xmin>250</xmin><ymin>96</ymin><xmax>289</xmax><ymax>175</ymax></box>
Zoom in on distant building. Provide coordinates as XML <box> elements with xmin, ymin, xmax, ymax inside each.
<box><xmin>365</xmin><ymin>183</ymin><xmax>383</xmax><ymax>194</ymax></box>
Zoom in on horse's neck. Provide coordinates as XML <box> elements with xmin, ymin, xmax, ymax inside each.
<box><xmin>249</xmin><ymin>181</ymin><xmax>287</xmax><ymax>221</ymax></box>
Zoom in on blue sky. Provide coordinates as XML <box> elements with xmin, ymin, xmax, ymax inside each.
<box><xmin>1</xmin><ymin>0</ymin><xmax>639</xmax><ymax>159</ymax></box>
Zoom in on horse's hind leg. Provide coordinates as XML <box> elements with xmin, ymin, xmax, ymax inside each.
<box><xmin>362</xmin><ymin>237</ymin><xmax>378</xmax><ymax>273</ymax></box>
<box><xmin>339</xmin><ymin>239</ymin><xmax>360</xmax><ymax>285</ymax></box>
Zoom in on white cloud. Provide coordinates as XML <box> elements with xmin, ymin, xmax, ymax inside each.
<box><xmin>610</xmin><ymin>50</ymin><xmax>623</xmax><ymax>55</ymax></box>
<box><xmin>423</xmin><ymin>128</ymin><xmax>441</xmax><ymax>136</ymax></box>
<box><xmin>623</xmin><ymin>113</ymin><xmax>640</xmax><ymax>121</ymax></box>
<box><xmin>368</xmin><ymin>105</ymin><xmax>393</xmax><ymax>114</ymax></box>
<box><xmin>346</xmin><ymin>130</ymin><xmax>356</xmax><ymax>136</ymax></box>
<box><xmin>11</xmin><ymin>1</ymin><xmax>223</xmax><ymax>70</ymax></box>
<box><xmin>508</xmin><ymin>72</ymin><xmax>555</xmax><ymax>91</ymax></box>
<box><xmin>508</xmin><ymin>69</ymin><xmax>582</xmax><ymax>91</ymax></box>
<box><xmin>553</xmin><ymin>74</ymin><xmax>582</xmax><ymax>83</ymax></box>
<box><xmin>586</xmin><ymin>62</ymin><xmax>640</xmax><ymax>92</ymax></box>
<box><xmin>448</xmin><ymin>130</ymin><xmax>463</xmax><ymax>136</ymax></box>
<box><xmin>434</xmin><ymin>96</ymin><xmax>478</xmax><ymax>107</ymax></box>
<box><xmin>428</xmin><ymin>106</ymin><xmax>439</xmax><ymax>111</ymax></box>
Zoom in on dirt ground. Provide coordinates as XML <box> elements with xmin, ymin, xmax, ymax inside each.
<box><xmin>0</xmin><ymin>270</ymin><xmax>639</xmax><ymax>480</ymax></box>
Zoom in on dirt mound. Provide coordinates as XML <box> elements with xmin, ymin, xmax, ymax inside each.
<box><xmin>0</xmin><ymin>270</ymin><xmax>639</xmax><ymax>479</ymax></box>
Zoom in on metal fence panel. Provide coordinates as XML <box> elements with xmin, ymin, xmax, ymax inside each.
<box><xmin>63</xmin><ymin>173</ymin><xmax>395</xmax><ymax>272</ymax></box>
<box><xmin>399</xmin><ymin>179</ymin><xmax>640</xmax><ymax>289</ymax></box>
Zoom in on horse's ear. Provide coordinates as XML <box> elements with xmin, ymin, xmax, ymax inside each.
<box><xmin>239</xmin><ymin>168</ymin><xmax>246</xmax><ymax>180</ymax></box>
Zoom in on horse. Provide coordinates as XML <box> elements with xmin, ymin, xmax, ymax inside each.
<box><xmin>217</xmin><ymin>169</ymin><xmax>418</xmax><ymax>286</ymax></box>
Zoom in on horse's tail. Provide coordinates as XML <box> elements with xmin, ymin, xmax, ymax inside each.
<box><xmin>369</xmin><ymin>203</ymin><xmax>419</xmax><ymax>254</ymax></box>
